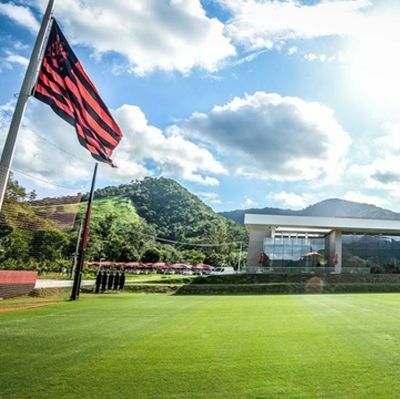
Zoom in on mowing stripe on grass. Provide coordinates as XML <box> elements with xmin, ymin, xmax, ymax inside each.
<box><xmin>1</xmin><ymin>294</ymin><xmax>400</xmax><ymax>398</ymax></box>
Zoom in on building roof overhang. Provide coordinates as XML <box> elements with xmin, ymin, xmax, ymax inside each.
<box><xmin>244</xmin><ymin>214</ymin><xmax>400</xmax><ymax>235</ymax></box>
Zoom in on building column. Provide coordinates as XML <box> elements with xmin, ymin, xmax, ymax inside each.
<box><xmin>247</xmin><ymin>230</ymin><xmax>266</xmax><ymax>273</ymax></box>
<box><xmin>325</xmin><ymin>230</ymin><xmax>342</xmax><ymax>273</ymax></box>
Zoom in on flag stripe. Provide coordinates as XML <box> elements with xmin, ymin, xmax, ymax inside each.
<box><xmin>41</xmin><ymin>57</ymin><xmax>71</xmax><ymax>97</ymax></box>
<box><xmin>34</xmin><ymin>89</ymin><xmax>76</xmax><ymax>126</ymax></box>
<box><xmin>54</xmin><ymin>54</ymin><xmax>122</xmax><ymax>143</ymax></box>
<box><xmin>39</xmin><ymin>54</ymin><xmax>118</xmax><ymax>151</ymax></box>
<box><xmin>37</xmin><ymin>73</ymin><xmax>98</xmax><ymax>138</ymax></box>
<box><xmin>63</xmin><ymin>74</ymin><xmax>120</xmax><ymax>147</ymax></box>
<box><xmin>62</xmin><ymin>76</ymin><xmax>118</xmax><ymax>150</ymax></box>
<box><xmin>37</xmin><ymin>73</ymin><xmax>70</xmax><ymax>107</ymax></box>
<box><xmin>33</xmin><ymin>19</ymin><xmax>123</xmax><ymax>165</ymax></box>
<box><xmin>73</xmin><ymin>63</ymin><xmax>122</xmax><ymax>134</ymax></box>
<box><xmin>35</xmin><ymin>82</ymin><xmax>75</xmax><ymax>121</ymax></box>
<box><xmin>71</xmin><ymin>68</ymin><xmax>121</xmax><ymax>140</ymax></box>
<box><xmin>37</xmin><ymin>72</ymin><xmax>117</xmax><ymax>154</ymax></box>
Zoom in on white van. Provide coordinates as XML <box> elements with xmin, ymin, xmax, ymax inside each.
<box><xmin>210</xmin><ymin>267</ymin><xmax>235</xmax><ymax>275</ymax></box>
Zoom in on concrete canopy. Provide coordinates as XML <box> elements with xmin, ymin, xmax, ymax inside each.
<box><xmin>245</xmin><ymin>214</ymin><xmax>400</xmax><ymax>235</ymax></box>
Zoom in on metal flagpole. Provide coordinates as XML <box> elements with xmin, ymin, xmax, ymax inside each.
<box><xmin>70</xmin><ymin>216</ymin><xmax>84</xmax><ymax>280</ymax></box>
<box><xmin>0</xmin><ymin>0</ymin><xmax>56</xmax><ymax>211</ymax></box>
<box><xmin>70</xmin><ymin>163</ymin><xmax>98</xmax><ymax>301</ymax></box>
<box><xmin>237</xmin><ymin>241</ymin><xmax>243</xmax><ymax>273</ymax></box>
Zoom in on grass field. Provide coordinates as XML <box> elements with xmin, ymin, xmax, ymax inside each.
<box><xmin>2</xmin><ymin>293</ymin><xmax>400</xmax><ymax>398</ymax></box>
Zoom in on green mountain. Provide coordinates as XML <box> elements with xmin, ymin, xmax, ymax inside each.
<box><xmin>220</xmin><ymin>198</ymin><xmax>400</xmax><ymax>225</ymax></box>
<box><xmin>90</xmin><ymin>177</ymin><xmax>246</xmax><ymax>244</ymax></box>
<box><xmin>0</xmin><ymin>175</ymin><xmax>248</xmax><ymax>269</ymax></box>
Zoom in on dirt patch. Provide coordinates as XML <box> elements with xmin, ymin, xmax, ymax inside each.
<box><xmin>0</xmin><ymin>301</ymin><xmax>59</xmax><ymax>313</ymax></box>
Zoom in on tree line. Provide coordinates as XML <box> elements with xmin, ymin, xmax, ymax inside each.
<box><xmin>0</xmin><ymin>176</ymin><xmax>248</xmax><ymax>273</ymax></box>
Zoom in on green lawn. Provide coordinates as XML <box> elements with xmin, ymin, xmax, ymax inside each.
<box><xmin>1</xmin><ymin>293</ymin><xmax>400</xmax><ymax>398</ymax></box>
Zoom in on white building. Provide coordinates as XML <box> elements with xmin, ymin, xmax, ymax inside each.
<box><xmin>245</xmin><ymin>214</ymin><xmax>400</xmax><ymax>273</ymax></box>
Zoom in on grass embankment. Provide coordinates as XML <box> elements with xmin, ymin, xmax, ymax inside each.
<box><xmin>2</xmin><ymin>293</ymin><xmax>400</xmax><ymax>398</ymax></box>
<box><xmin>80</xmin><ymin>196</ymin><xmax>140</xmax><ymax>226</ymax></box>
<box><xmin>31</xmin><ymin>196</ymin><xmax>139</xmax><ymax>232</ymax></box>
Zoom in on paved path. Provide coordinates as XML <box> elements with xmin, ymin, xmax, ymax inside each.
<box><xmin>35</xmin><ymin>279</ymin><xmax>94</xmax><ymax>288</ymax></box>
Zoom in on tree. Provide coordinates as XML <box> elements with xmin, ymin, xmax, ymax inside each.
<box><xmin>30</xmin><ymin>231</ymin><xmax>68</xmax><ymax>261</ymax></box>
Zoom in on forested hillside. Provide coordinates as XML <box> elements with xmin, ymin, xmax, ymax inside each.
<box><xmin>0</xmin><ymin>176</ymin><xmax>247</xmax><ymax>272</ymax></box>
<box><xmin>91</xmin><ymin>177</ymin><xmax>246</xmax><ymax>242</ymax></box>
<box><xmin>87</xmin><ymin>177</ymin><xmax>247</xmax><ymax>266</ymax></box>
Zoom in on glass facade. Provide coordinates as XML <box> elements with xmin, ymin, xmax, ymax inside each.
<box><xmin>342</xmin><ymin>234</ymin><xmax>400</xmax><ymax>271</ymax></box>
<box><xmin>263</xmin><ymin>234</ymin><xmax>326</xmax><ymax>268</ymax></box>
<box><xmin>263</xmin><ymin>233</ymin><xmax>400</xmax><ymax>272</ymax></box>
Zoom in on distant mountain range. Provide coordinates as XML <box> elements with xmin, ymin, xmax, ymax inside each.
<box><xmin>219</xmin><ymin>198</ymin><xmax>400</xmax><ymax>225</ymax></box>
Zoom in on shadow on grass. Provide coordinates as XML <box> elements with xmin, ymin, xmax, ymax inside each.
<box><xmin>172</xmin><ymin>273</ymin><xmax>400</xmax><ymax>296</ymax></box>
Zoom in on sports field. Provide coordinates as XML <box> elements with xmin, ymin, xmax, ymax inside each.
<box><xmin>1</xmin><ymin>293</ymin><xmax>400</xmax><ymax>399</ymax></box>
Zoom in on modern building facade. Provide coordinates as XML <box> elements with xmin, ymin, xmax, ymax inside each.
<box><xmin>245</xmin><ymin>214</ymin><xmax>400</xmax><ymax>273</ymax></box>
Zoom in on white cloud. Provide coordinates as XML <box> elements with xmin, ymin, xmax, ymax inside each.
<box><xmin>220</xmin><ymin>0</ymin><xmax>370</xmax><ymax>50</ymax></box>
<box><xmin>267</xmin><ymin>191</ymin><xmax>311</xmax><ymax>209</ymax></box>
<box><xmin>349</xmin><ymin>122</ymin><xmax>400</xmax><ymax>196</ymax></box>
<box><xmin>197</xmin><ymin>192</ymin><xmax>222</xmax><ymax>205</ymax></box>
<box><xmin>2</xmin><ymin>53</ymin><xmax>29</xmax><ymax>68</ymax></box>
<box><xmin>303</xmin><ymin>52</ymin><xmax>335</xmax><ymax>63</ymax></box>
<box><xmin>354</xmin><ymin>156</ymin><xmax>400</xmax><ymax>186</ymax></box>
<box><xmin>114</xmin><ymin>106</ymin><xmax>227</xmax><ymax>185</ymax></box>
<box><xmin>242</xmin><ymin>196</ymin><xmax>258</xmax><ymax>208</ymax></box>
<box><xmin>0</xmin><ymin>100</ymin><xmax>226</xmax><ymax>189</ymax></box>
<box><xmin>304</xmin><ymin>53</ymin><xmax>318</xmax><ymax>62</ymax></box>
<box><xmin>342</xmin><ymin>191</ymin><xmax>388</xmax><ymax>207</ymax></box>
<box><xmin>33</xmin><ymin>0</ymin><xmax>235</xmax><ymax>75</ymax></box>
<box><xmin>179</xmin><ymin>91</ymin><xmax>351</xmax><ymax>182</ymax></box>
<box><xmin>374</xmin><ymin>122</ymin><xmax>400</xmax><ymax>151</ymax></box>
<box><xmin>0</xmin><ymin>2</ymin><xmax>39</xmax><ymax>32</ymax></box>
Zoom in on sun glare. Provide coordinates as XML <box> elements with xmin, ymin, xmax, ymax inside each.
<box><xmin>349</xmin><ymin>31</ymin><xmax>400</xmax><ymax>111</ymax></box>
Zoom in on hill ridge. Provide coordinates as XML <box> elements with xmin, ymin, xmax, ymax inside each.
<box><xmin>220</xmin><ymin>198</ymin><xmax>400</xmax><ymax>225</ymax></box>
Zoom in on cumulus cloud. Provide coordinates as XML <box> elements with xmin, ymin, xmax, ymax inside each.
<box><xmin>266</xmin><ymin>191</ymin><xmax>312</xmax><ymax>209</ymax></box>
<box><xmin>303</xmin><ymin>53</ymin><xmax>335</xmax><ymax>63</ymax></box>
<box><xmin>3</xmin><ymin>53</ymin><xmax>29</xmax><ymax>67</ymax></box>
<box><xmin>0</xmin><ymin>2</ymin><xmax>39</xmax><ymax>32</ymax></box>
<box><xmin>350</xmin><ymin>155</ymin><xmax>400</xmax><ymax>200</ymax></box>
<box><xmin>178</xmin><ymin>91</ymin><xmax>351</xmax><ymax>181</ymax></box>
<box><xmin>0</xmin><ymin>100</ymin><xmax>226</xmax><ymax>190</ymax></box>
<box><xmin>113</xmin><ymin>105</ymin><xmax>227</xmax><ymax>185</ymax></box>
<box><xmin>1</xmin><ymin>52</ymin><xmax>29</xmax><ymax>70</ymax></box>
<box><xmin>196</xmin><ymin>192</ymin><xmax>222</xmax><ymax>205</ymax></box>
<box><xmin>242</xmin><ymin>196</ymin><xmax>258</xmax><ymax>208</ymax></box>
<box><xmin>374</xmin><ymin>122</ymin><xmax>400</xmax><ymax>151</ymax></box>
<box><xmin>349</xmin><ymin>122</ymin><xmax>400</xmax><ymax>196</ymax></box>
<box><xmin>220</xmin><ymin>0</ymin><xmax>371</xmax><ymax>50</ymax></box>
<box><xmin>31</xmin><ymin>0</ymin><xmax>235</xmax><ymax>75</ymax></box>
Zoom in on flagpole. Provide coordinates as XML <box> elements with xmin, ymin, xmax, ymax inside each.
<box><xmin>70</xmin><ymin>163</ymin><xmax>98</xmax><ymax>301</ymax></box>
<box><xmin>0</xmin><ymin>0</ymin><xmax>56</xmax><ymax>211</ymax></box>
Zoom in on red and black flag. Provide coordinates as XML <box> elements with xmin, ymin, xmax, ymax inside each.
<box><xmin>33</xmin><ymin>19</ymin><xmax>123</xmax><ymax>166</ymax></box>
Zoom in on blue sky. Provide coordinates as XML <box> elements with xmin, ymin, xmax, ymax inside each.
<box><xmin>1</xmin><ymin>0</ymin><xmax>400</xmax><ymax>212</ymax></box>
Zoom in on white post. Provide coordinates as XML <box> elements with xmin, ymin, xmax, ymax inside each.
<box><xmin>0</xmin><ymin>0</ymin><xmax>56</xmax><ymax>210</ymax></box>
